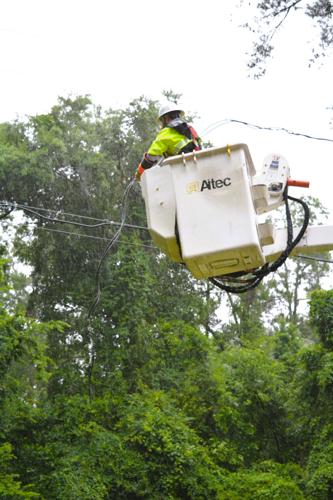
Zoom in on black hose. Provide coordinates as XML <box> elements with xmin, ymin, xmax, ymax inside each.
<box><xmin>210</xmin><ymin>190</ymin><xmax>310</xmax><ymax>294</ymax></box>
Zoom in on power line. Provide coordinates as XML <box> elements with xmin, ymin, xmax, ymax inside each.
<box><xmin>0</xmin><ymin>201</ymin><xmax>149</xmax><ymax>231</ymax></box>
<box><xmin>202</xmin><ymin>119</ymin><xmax>333</xmax><ymax>143</ymax></box>
<box><xmin>294</xmin><ymin>254</ymin><xmax>333</xmax><ymax>264</ymax></box>
<box><xmin>88</xmin><ymin>178</ymin><xmax>135</xmax><ymax>317</ymax></box>
<box><xmin>12</xmin><ymin>203</ymin><xmax>111</xmax><ymax>223</ymax></box>
<box><xmin>0</xmin><ymin>216</ymin><xmax>155</xmax><ymax>248</ymax></box>
<box><xmin>2</xmin><ymin>204</ymin><xmax>332</xmax><ymax>264</ymax></box>
<box><xmin>14</xmin><ymin>202</ymin><xmax>148</xmax><ymax>230</ymax></box>
<box><xmin>23</xmin><ymin>226</ymin><xmax>333</xmax><ymax>263</ymax></box>
<box><xmin>35</xmin><ymin>225</ymin><xmax>156</xmax><ymax>249</ymax></box>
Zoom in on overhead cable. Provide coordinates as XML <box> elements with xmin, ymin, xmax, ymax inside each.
<box><xmin>34</xmin><ymin>225</ymin><xmax>156</xmax><ymax>249</ymax></box>
<box><xmin>0</xmin><ymin>201</ymin><xmax>148</xmax><ymax>231</ymax></box>
<box><xmin>294</xmin><ymin>254</ymin><xmax>333</xmax><ymax>265</ymax></box>
<box><xmin>2</xmin><ymin>203</ymin><xmax>332</xmax><ymax>266</ymax></box>
<box><xmin>10</xmin><ymin>222</ymin><xmax>333</xmax><ymax>265</ymax></box>
<box><xmin>202</xmin><ymin>119</ymin><xmax>333</xmax><ymax>143</ymax></box>
<box><xmin>88</xmin><ymin>178</ymin><xmax>136</xmax><ymax>317</ymax></box>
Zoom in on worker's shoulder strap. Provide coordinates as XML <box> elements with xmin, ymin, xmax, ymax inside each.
<box><xmin>167</xmin><ymin>120</ymin><xmax>202</xmax><ymax>150</ymax></box>
<box><xmin>167</xmin><ymin>120</ymin><xmax>192</xmax><ymax>139</ymax></box>
<box><xmin>188</xmin><ymin>125</ymin><xmax>202</xmax><ymax>150</ymax></box>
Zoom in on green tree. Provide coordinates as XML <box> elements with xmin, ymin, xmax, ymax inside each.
<box><xmin>282</xmin><ymin>290</ymin><xmax>333</xmax><ymax>495</ymax></box>
<box><xmin>0</xmin><ymin>443</ymin><xmax>38</xmax><ymax>498</ymax></box>
<box><xmin>210</xmin><ymin>346</ymin><xmax>290</xmax><ymax>465</ymax></box>
<box><xmin>5</xmin><ymin>94</ymin><xmax>333</xmax><ymax>498</ymax></box>
<box><xmin>0</xmin><ymin>257</ymin><xmax>66</xmax><ymax>497</ymax></box>
<box><xmin>0</xmin><ymin>95</ymin><xmax>214</xmax><ymax>405</ymax></box>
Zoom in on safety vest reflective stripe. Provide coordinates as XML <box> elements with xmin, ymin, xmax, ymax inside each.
<box><xmin>174</xmin><ymin>137</ymin><xmax>192</xmax><ymax>154</ymax></box>
<box><xmin>148</xmin><ymin>126</ymin><xmax>195</xmax><ymax>157</ymax></box>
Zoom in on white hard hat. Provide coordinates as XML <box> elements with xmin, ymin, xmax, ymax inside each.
<box><xmin>158</xmin><ymin>102</ymin><xmax>184</xmax><ymax>120</ymax></box>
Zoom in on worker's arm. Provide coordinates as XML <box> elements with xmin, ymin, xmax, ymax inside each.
<box><xmin>141</xmin><ymin>152</ymin><xmax>162</xmax><ymax>169</ymax></box>
<box><xmin>136</xmin><ymin>152</ymin><xmax>162</xmax><ymax>181</ymax></box>
<box><xmin>135</xmin><ymin>130</ymin><xmax>170</xmax><ymax>180</ymax></box>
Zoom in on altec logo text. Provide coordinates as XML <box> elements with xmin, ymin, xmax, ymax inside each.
<box><xmin>186</xmin><ymin>177</ymin><xmax>232</xmax><ymax>194</ymax></box>
<box><xmin>201</xmin><ymin>177</ymin><xmax>231</xmax><ymax>191</ymax></box>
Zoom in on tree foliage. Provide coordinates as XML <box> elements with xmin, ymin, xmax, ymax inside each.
<box><xmin>240</xmin><ymin>0</ymin><xmax>333</xmax><ymax>77</ymax></box>
<box><xmin>0</xmin><ymin>94</ymin><xmax>332</xmax><ymax>497</ymax></box>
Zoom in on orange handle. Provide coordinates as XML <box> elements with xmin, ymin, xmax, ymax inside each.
<box><xmin>287</xmin><ymin>179</ymin><xmax>310</xmax><ymax>188</ymax></box>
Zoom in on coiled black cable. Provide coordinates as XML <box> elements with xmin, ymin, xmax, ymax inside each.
<box><xmin>210</xmin><ymin>190</ymin><xmax>310</xmax><ymax>294</ymax></box>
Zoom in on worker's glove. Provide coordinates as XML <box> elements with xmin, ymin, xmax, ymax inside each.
<box><xmin>135</xmin><ymin>164</ymin><xmax>145</xmax><ymax>182</ymax></box>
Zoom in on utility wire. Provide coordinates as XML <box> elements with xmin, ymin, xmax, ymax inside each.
<box><xmin>34</xmin><ymin>225</ymin><xmax>156</xmax><ymax>249</ymax></box>
<box><xmin>88</xmin><ymin>178</ymin><xmax>136</xmax><ymax>317</ymax></box>
<box><xmin>202</xmin><ymin>119</ymin><xmax>333</xmax><ymax>143</ymax></box>
<box><xmin>2</xmin><ymin>203</ymin><xmax>332</xmax><ymax>264</ymax></box>
<box><xmin>16</xmin><ymin>223</ymin><xmax>333</xmax><ymax>265</ymax></box>
<box><xmin>0</xmin><ymin>201</ymin><xmax>148</xmax><ymax>231</ymax></box>
<box><xmin>294</xmin><ymin>254</ymin><xmax>333</xmax><ymax>264</ymax></box>
<box><xmin>4</xmin><ymin>203</ymin><xmax>112</xmax><ymax>222</ymax></box>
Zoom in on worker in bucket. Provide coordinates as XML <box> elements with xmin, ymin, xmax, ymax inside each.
<box><xmin>135</xmin><ymin>103</ymin><xmax>202</xmax><ymax>180</ymax></box>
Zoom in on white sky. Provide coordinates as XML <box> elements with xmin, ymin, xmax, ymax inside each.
<box><xmin>1</xmin><ymin>0</ymin><xmax>333</xmax><ymax>221</ymax></box>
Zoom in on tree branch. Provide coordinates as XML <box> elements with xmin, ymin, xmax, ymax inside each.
<box><xmin>261</xmin><ymin>0</ymin><xmax>304</xmax><ymax>20</ymax></box>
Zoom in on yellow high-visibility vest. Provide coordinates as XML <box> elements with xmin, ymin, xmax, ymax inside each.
<box><xmin>147</xmin><ymin>126</ymin><xmax>192</xmax><ymax>158</ymax></box>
